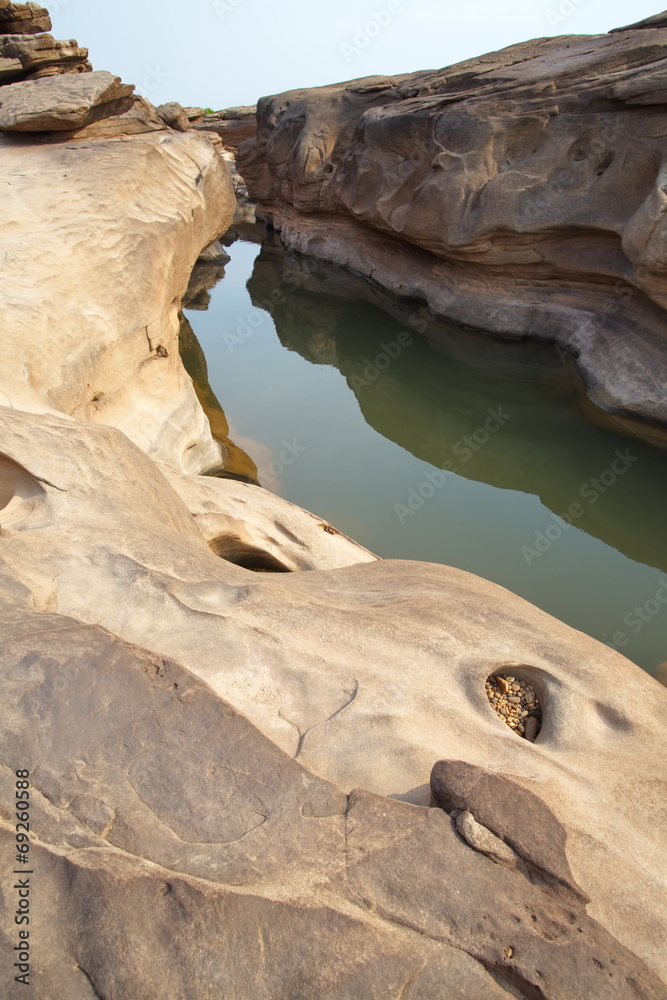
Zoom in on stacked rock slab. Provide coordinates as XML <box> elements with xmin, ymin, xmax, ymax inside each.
<box><xmin>193</xmin><ymin>104</ymin><xmax>257</xmax><ymax>147</ymax></box>
<box><xmin>238</xmin><ymin>22</ymin><xmax>667</xmax><ymax>437</ymax></box>
<box><xmin>0</xmin><ymin>1</ymin><xmax>51</xmax><ymax>34</ymax></box>
<box><xmin>0</xmin><ymin>1</ymin><xmax>90</xmax><ymax>84</ymax></box>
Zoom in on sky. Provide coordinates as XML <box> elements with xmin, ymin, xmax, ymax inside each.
<box><xmin>52</xmin><ymin>0</ymin><xmax>660</xmax><ymax>110</ymax></box>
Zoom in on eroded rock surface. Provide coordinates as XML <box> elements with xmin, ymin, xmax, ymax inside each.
<box><xmin>239</xmin><ymin>23</ymin><xmax>667</xmax><ymax>432</ymax></box>
<box><xmin>0</xmin><ymin>405</ymin><xmax>666</xmax><ymax>985</ymax></box>
<box><xmin>0</xmin><ymin>70</ymin><xmax>134</xmax><ymax>130</ymax></box>
<box><xmin>0</xmin><ymin>10</ymin><xmax>665</xmax><ymax>996</ymax></box>
<box><xmin>0</xmin><ymin>2</ymin><xmax>51</xmax><ymax>35</ymax></box>
<box><xmin>0</xmin><ymin>31</ymin><xmax>90</xmax><ymax>81</ymax></box>
<box><xmin>0</xmin><ymin>124</ymin><xmax>235</xmax><ymax>472</ymax></box>
<box><xmin>194</xmin><ymin>104</ymin><xmax>257</xmax><ymax>147</ymax></box>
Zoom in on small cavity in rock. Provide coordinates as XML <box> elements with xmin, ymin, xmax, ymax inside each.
<box><xmin>485</xmin><ymin>674</ymin><xmax>542</xmax><ymax>741</ymax></box>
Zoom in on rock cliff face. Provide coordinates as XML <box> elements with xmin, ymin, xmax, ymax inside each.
<box><xmin>239</xmin><ymin>22</ymin><xmax>667</xmax><ymax>436</ymax></box>
<box><xmin>1</xmin><ymin>9</ymin><xmax>666</xmax><ymax>999</ymax></box>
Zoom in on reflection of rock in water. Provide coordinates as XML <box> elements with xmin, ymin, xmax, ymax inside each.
<box><xmin>248</xmin><ymin>239</ymin><xmax>667</xmax><ymax>573</ymax></box>
<box><xmin>182</xmin><ymin>245</ymin><xmax>229</xmax><ymax>311</ymax></box>
<box><xmin>179</xmin><ymin>309</ymin><xmax>258</xmax><ymax>483</ymax></box>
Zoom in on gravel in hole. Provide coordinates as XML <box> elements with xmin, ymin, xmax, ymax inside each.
<box><xmin>485</xmin><ymin>674</ymin><xmax>542</xmax><ymax>741</ymax></box>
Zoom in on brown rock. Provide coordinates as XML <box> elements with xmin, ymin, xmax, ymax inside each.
<box><xmin>0</xmin><ymin>2</ymin><xmax>51</xmax><ymax>34</ymax></box>
<box><xmin>239</xmin><ymin>26</ymin><xmax>667</xmax><ymax>435</ymax></box>
<box><xmin>157</xmin><ymin>100</ymin><xmax>190</xmax><ymax>132</ymax></box>
<box><xmin>193</xmin><ymin>104</ymin><xmax>257</xmax><ymax>147</ymax></box>
<box><xmin>0</xmin><ymin>32</ymin><xmax>90</xmax><ymax>82</ymax></box>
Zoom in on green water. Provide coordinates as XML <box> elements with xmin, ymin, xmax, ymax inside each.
<box><xmin>184</xmin><ymin>229</ymin><xmax>667</xmax><ymax>676</ymax></box>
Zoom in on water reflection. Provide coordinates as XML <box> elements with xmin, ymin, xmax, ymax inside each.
<box><xmin>180</xmin><ymin>256</ymin><xmax>258</xmax><ymax>482</ymax></box>
<box><xmin>247</xmin><ymin>240</ymin><xmax>667</xmax><ymax>575</ymax></box>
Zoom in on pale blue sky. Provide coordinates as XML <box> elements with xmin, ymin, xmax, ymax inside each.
<box><xmin>52</xmin><ymin>0</ymin><xmax>659</xmax><ymax>109</ymax></box>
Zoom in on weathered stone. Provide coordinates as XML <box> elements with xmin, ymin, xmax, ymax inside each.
<box><xmin>0</xmin><ymin>609</ymin><xmax>516</xmax><ymax>1000</ymax></box>
<box><xmin>0</xmin><ymin>42</ymin><xmax>665</xmax><ymax>992</ymax></box>
<box><xmin>0</xmin><ymin>32</ymin><xmax>90</xmax><ymax>82</ymax></box>
<box><xmin>0</xmin><ymin>70</ymin><xmax>134</xmax><ymax>131</ymax></box>
<box><xmin>455</xmin><ymin>810</ymin><xmax>530</xmax><ymax>877</ymax></box>
<box><xmin>610</xmin><ymin>10</ymin><xmax>667</xmax><ymax>31</ymax></box>
<box><xmin>183</xmin><ymin>104</ymin><xmax>205</xmax><ymax>123</ymax></box>
<box><xmin>0</xmin><ymin>125</ymin><xmax>235</xmax><ymax>472</ymax></box>
<box><xmin>239</xmin><ymin>26</ymin><xmax>667</xmax><ymax>435</ymax></box>
<box><xmin>157</xmin><ymin>100</ymin><xmax>190</xmax><ymax>132</ymax></box>
<box><xmin>0</xmin><ymin>2</ymin><xmax>51</xmax><ymax>34</ymax></box>
<box><xmin>346</xmin><ymin>790</ymin><xmax>667</xmax><ymax>1000</ymax></box>
<box><xmin>193</xmin><ymin>104</ymin><xmax>257</xmax><ymax>146</ymax></box>
<box><xmin>160</xmin><ymin>463</ymin><xmax>379</xmax><ymax>572</ymax></box>
<box><xmin>0</xmin><ymin>402</ymin><xmax>666</xmax><ymax>979</ymax></box>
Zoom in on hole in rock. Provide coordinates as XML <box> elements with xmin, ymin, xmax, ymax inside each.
<box><xmin>596</xmin><ymin>152</ymin><xmax>614</xmax><ymax>176</ymax></box>
<box><xmin>485</xmin><ymin>672</ymin><xmax>542</xmax><ymax>741</ymax></box>
<box><xmin>0</xmin><ymin>454</ymin><xmax>44</xmax><ymax>514</ymax></box>
<box><xmin>208</xmin><ymin>536</ymin><xmax>292</xmax><ymax>573</ymax></box>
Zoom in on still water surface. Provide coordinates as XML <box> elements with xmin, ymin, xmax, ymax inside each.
<box><xmin>184</xmin><ymin>232</ymin><xmax>667</xmax><ymax>675</ymax></box>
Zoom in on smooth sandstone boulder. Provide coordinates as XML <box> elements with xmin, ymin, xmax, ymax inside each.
<box><xmin>6</xmin><ymin>607</ymin><xmax>653</xmax><ymax>1000</ymax></box>
<box><xmin>0</xmin><ymin>406</ymin><xmax>666</xmax><ymax>982</ymax></box>
<box><xmin>161</xmin><ymin>463</ymin><xmax>378</xmax><ymax>572</ymax></box>
<box><xmin>238</xmin><ymin>26</ymin><xmax>667</xmax><ymax>434</ymax></box>
<box><xmin>0</xmin><ymin>125</ymin><xmax>236</xmax><ymax>473</ymax></box>
<box><xmin>0</xmin><ymin>69</ymin><xmax>134</xmax><ymax>130</ymax></box>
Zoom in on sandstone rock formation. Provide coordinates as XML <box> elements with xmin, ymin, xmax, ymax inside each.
<box><xmin>0</xmin><ymin>31</ymin><xmax>90</xmax><ymax>80</ymax></box>
<box><xmin>238</xmin><ymin>24</ymin><xmax>667</xmax><ymax>437</ymax></box>
<box><xmin>2</xmin><ymin>402</ymin><xmax>667</xmax><ymax>991</ymax></box>
<box><xmin>0</xmin><ymin>2</ymin><xmax>50</xmax><ymax>34</ymax></box>
<box><xmin>0</xmin><ymin>8</ymin><xmax>666</xmax><ymax>998</ymax></box>
<box><xmin>0</xmin><ymin>70</ymin><xmax>134</xmax><ymax>129</ymax></box>
<box><xmin>193</xmin><ymin>103</ymin><xmax>257</xmax><ymax>147</ymax></box>
<box><xmin>0</xmin><ymin>122</ymin><xmax>236</xmax><ymax>473</ymax></box>
<box><xmin>156</xmin><ymin>99</ymin><xmax>190</xmax><ymax>132</ymax></box>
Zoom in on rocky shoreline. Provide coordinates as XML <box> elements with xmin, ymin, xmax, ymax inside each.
<box><xmin>238</xmin><ymin>21</ymin><xmax>667</xmax><ymax>442</ymax></box>
<box><xmin>0</xmin><ymin>6</ymin><xmax>666</xmax><ymax>998</ymax></box>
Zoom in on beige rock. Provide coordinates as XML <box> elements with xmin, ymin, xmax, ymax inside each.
<box><xmin>161</xmin><ymin>464</ymin><xmax>378</xmax><ymax>572</ymax></box>
<box><xmin>0</xmin><ymin>126</ymin><xmax>236</xmax><ymax>473</ymax></box>
<box><xmin>0</xmin><ymin>405</ymin><xmax>666</xmax><ymax>979</ymax></box>
<box><xmin>455</xmin><ymin>810</ymin><xmax>530</xmax><ymax>877</ymax></box>
<box><xmin>0</xmin><ymin>70</ymin><xmax>134</xmax><ymax>130</ymax></box>
<box><xmin>239</xmin><ymin>28</ymin><xmax>667</xmax><ymax>434</ymax></box>
<box><xmin>4</xmin><ymin>608</ymin><xmax>653</xmax><ymax>1000</ymax></box>
<box><xmin>0</xmin><ymin>41</ymin><xmax>665</xmax><ymax>993</ymax></box>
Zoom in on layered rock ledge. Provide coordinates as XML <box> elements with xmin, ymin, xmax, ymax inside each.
<box><xmin>239</xmin><ymin>21</ymin><xmax>667</xmax><ymax>437</ymax></box>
